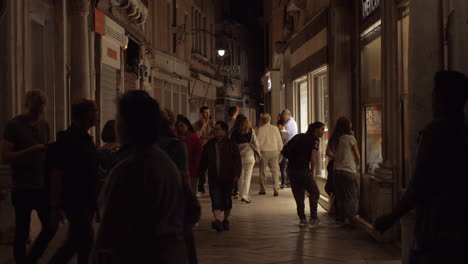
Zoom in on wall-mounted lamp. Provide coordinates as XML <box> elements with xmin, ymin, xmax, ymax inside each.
<box><xmin>217</xmin><ymin>49</ymin><xmax>226</xmax><ymax>57</ymax></box>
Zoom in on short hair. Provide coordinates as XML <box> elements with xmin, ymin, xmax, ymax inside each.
<box><xmin>434</xmin><ymin>71</ymin><xmax>468</xmax><ymax>113</ymax></box>
<box><xmin>199</xmin><ymin>106</ymin><xmax>209</xmax><ymax>114</ymax></box>
<box><xmin>101</xmin><ymin>120</ymin><xmax>116</xmax><ymax>143</ymax></box>
<box><xmin>25</xmin><ymin>90</ymin><xmax>47</xmax><ymax>110</ymax></box>
<box><xmin>71</xmin><ymin>99</ymin><xmax>96</xmax><ymax>123</ymax></box>
<box><xmin>307</xmin><ymin>121</ymin><xmax>325</xmax><ymax>135</ymax></box>
<box><xmin>277</xmin><ymin>119</ymin><xmax>285</xmax><ymax>126</ymax></box>
<box><xmin>176</xmin><ymin>114</ymin><xmax>195</xmax><ymax>133</ymax></box>
<box><xmin>261</xmin><ymin>113</ymin><xmax>271</xmax><ymax>124</ymax></box>
<box><xmin>227</xmin><ymin>106</ymin><xmax>238</xmax><ymax>117</ymax></box>
<box><xmin>215</xmin><ymin>121</ymin><xmax>229</xmax><ymax>132</ymax></box>
<box><xmin>281</xmin><ymin>109</ymin><xmax>292</xmax><ymax>116</ymax></box>
<box><xmin>118</xmin><ymin>90</ymin><xmax>161</xmax><ymax>144</ymax></box>
<box><xmin>161</xmin><ymin>108</ymin><xmax>176</xmax><ymax>129</ymax></box>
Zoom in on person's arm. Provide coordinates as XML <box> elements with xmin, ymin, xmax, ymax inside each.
<box><xmin>310</xmin><ymin>149</ymin><xmax>318</xmax><ymax>174</ymax></box>
<box><xmin>326</xmin><ymin>143</ymin><xmax>334</xmax><ymax>159</ymax></box>
<box><xmin>351</xmin><ymin>143</ymin><xmax>360</xmax><ymax>167</ymax></box>
<box><xmin>275</xmin><ymin>128</ymin><xmax>283</xmax><ymax>153</ymax></box>
<box><xmin>1</xmin><ymin>139</ymin><xmax>45</xmax><ymax>164</ymax></box>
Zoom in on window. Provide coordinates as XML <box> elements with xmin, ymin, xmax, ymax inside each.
<box><xmin>361</xmin><ymin>21</ymin><xmax>383</xmax><ymax>174</ymax></box>
<box><xmin>298</xmin><ymin>81</ymin><xmax>308</xmax><ymax>133</ymax></box>
<box><xmin>313</xmin><ymin>71</ymin><xmax>329</xmax><ymax>179</ymax></box>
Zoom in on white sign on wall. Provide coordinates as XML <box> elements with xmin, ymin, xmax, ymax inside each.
<box><xmin>220</xmin><ymin>65</ymin><xmax>241</xmax><ymax>76</ymax></box>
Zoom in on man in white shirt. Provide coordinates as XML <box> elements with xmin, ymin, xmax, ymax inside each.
<box><xmin>281</xmin><ymin>109</ymin><xmax>298</xmax><ymax>141</ymax></box>
<box><xmin>256</xmin><ymin>113</ymin><xmax>283</xmax><ymax>196</ymax></box>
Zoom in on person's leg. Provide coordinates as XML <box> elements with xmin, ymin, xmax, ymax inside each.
<box><xmin>304</xmin><ymin>173</ymin><xmax>320</xmax><ymax>220</ymax></box>
<box><xmin>198</xmin><ymin>172</ymin><xmax>206</xmax><ymax>194</ymax></box>
<box><xmin>238</xmin><ymin>160</ymin><xmax>247</xmax><ymax>199</ymax></box>
<box><xmin>288</xmin><ymin>170</ymin><xmax>306</xmax><ymax>220</ymax></box>
<box><xmin>49</xmin><ymin>208</ymin><xmax>79</xmax><ymax>264</ymax></box>
<box><xmin>279</xmin><ymin>159</ymin><xmax>286</xmax><ymax>187</ymax></box>
<box><xmin>190</xmin><ymin>177</ymin><xmax>198</xmax><ymax>194</ymax></box>
<box><xmin>259</xmin><ymin>153</ymin><xmax>268</xmax><ymax>193</ymax></box>
<box><xmin>12</xmin><ymin>190</ymin><xmax>32</xmax><ymax>264</ymax></box>
<box><xmin>341</xmin><ymin>171</ymin><xmax>358</xmax><ymax>223</ymax></box>
<box><xmin>242</xmin><ymin>156</ymin><xmax>255</xmax><ymax>200</ymax></box>
<box><xmin>28</xmin><ymin>195</ymin><xmax>58</xmax><ymax>262</ymax></box>
<box><xmin>268</xmin><ymin>152</ymin><xmax>281</xmax><ymax>192</ymax></box>
<box><xmin>212</xmin><ymin>210</ymin><xmax>222</xmax><ymax>221</ymax></box>
<box><xmin>333</xmin><ymin>170</ymin><xmax>345</xmax><ymax>223</ymax></box>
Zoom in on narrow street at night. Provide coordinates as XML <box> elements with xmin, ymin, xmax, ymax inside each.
<box><xmin>1</xmin><ymin>171</ymin><xmax>401</xmax><ymax>264</ymax></box>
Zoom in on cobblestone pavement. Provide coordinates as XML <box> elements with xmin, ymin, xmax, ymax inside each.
<box><xmin>0</xmin><ymin>169</ymin><xmax>401</xmax><ymax>264</ymax></box>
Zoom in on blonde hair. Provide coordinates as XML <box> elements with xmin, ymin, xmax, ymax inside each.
<box><xmin>24</xmin><ymin>90</ymin><xmax>47</xmax><ymax>110</ymax></box>
<box><xmin>261</xmin><ymin>113</ymin><xmax>271</xmax><ymax>124</ymax></box>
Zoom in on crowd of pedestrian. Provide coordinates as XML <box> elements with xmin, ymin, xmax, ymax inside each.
<box><xmin>1</xmin><ymin>70</ymin><xmax>466</xmax><ymax>264</ymax></box>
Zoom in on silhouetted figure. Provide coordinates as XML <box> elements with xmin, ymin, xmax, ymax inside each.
<box><xmin>199</xmin><ymin>121</ymin><xmax>242</xmax><ymax>232</ymax></box>
<box><xmin>277</xmin><ymin>119</ymin><xmax>290</xmax><ymax>188</ymax></box>
<box><xmin>230</xmin><ymin>114</ymin><xmax>261</xmax><ymax>203</ymax></box>
<box><xmin>93</xmin><ymin>90</ymin><xmax>187</xmax><ymax>264</ymax></box>
<box><xmin>97</xmin><ymin>120</ymin><xmax>120</xmax><ymax>194</ymax></box>
<box><xmin>48</xmin><ymin>99</ymin><xmax>99</xmax><ymax>264</ymax></box>
<box><xmin>326</xmin><ymin>117</ymin><xmax>360</xmax><ymax>227</ymax></box>
<box><xmin>374</xmin><ymin>71</ymin><xmax>468</xmax><ymax>263</ymax></box>
<box><xmin>193</xmin><ymin>106</ymin><xmax>214</xmax><ymax>195</ymax></box>
<box><xmin>226</xmin><ymin>106</ymin><xmax>239</xmax><ymax>132</ymax></box>
<box><xmin>1</xmin><ymin>90</ymin><xmax>57</xmax><ymax>264</ymax></box>
<box><xmin>282</xmin><ymin>122</ymin><xmax>325</xmax><ymax>228</ymax></box>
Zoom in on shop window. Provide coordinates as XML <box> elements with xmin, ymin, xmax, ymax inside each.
<box><xmin>298</xmin><ymin>81</ymin><xmax>309</xmax><ymax>133</ymax></box>
<box><xmin>361</xmin><ymin>21</ymin><xmax>382</xmax><ymax>174</ymax></box>
<box><xmin>312</xmin><ymin>71</ymin><xmax>329</xmax><ymax>179</ymax></box>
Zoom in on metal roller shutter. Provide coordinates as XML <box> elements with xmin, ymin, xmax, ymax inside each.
<box><xmin>101</xmin><ymin>64</ymin><xmax>118</xmax><ymax>125</ymax></box>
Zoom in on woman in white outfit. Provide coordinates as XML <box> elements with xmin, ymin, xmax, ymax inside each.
<box><xmin>230</xmin><ymin>114</ymin><xmax>261</xmax><ymax>203</ymax></box>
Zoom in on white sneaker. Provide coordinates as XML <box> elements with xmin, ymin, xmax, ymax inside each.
<box><xmin>309</xmin><ymin>218</ymin><xmax>321</xmax><ymax>229</ymax></box>
<box><xmin>196</xmin><ymin>192</ymin><xmax>203</xmax><ymax>198</ymax></box>
<box><xmin>298</xmin><ymin>219</ymin><xmax>308</xmax><ymax>227</ymax></box>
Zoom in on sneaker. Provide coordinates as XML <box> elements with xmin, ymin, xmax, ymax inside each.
<box><xmin>222</xmin><ymin>220</ymin><xmax>230</xmax><ymax>231</ymax></box>
<box><xmin>233</xmin><ymin>194</ymin><xmax>239</xmax><ymax>199</ymax></box>
<box><xmin>309</xmin><ymin>218</ymin><xmax>321</xmax><ymax>229</ymax></box>
<box><xmin>258</xmin><ymin>191</ymin><xmax>266</xmax><ymax>195</ymax></box>
<box><xmin>196</xmin><ymin>192</ymin><xmax>203</xmax><ymax>198</ymax></box>
<box><xmin>211</xmin><ymin>220</ymin><xmax>224</xmax><ymax>232</ymax></box>
<box><xmin>298</xmin><ymin>219</ymin><xmax>308</xmax><ymax>227</ymax></box>
<box><xmin>280</xmin><ymin>184</ymin><xmax>285</xmax><ymax>189</ymax></box>
<box><xmin>273</xmin><ymin>190</ymin><xmax>279</xmax><ymax>196</ymax></box>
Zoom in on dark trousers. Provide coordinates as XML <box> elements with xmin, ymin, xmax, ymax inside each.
<box><xmin>288</xmin><ymin>168</ymin><xmax>319</xmax><ymax>220</ymax></box>
<box><xmin>49</xmin><ymin>207</ymin><xmax>94</xmax><ymax>264</ymax></box>
<box><xmin>184</xmin><ymin>226</ymin><xmax>198</xmax><ymax>264</ymax></box>
<box><xmin>197</xmin><ymin>172</ymin><xmax>207</xmax><ymax>193</ymax></box>
<box><xmin>280</xmin><ymin>159</ymin><xmax>289</xmax><ymax>186</ymax></box>
<box><xmin>12</xmin><ymin>188</ymin><xmax>57</xmax><ymax>264</ymax></box>
<box><xmin>333</xmin><ymin>170</ymin><xmax>358</xmax><ymax>222</ymax></box>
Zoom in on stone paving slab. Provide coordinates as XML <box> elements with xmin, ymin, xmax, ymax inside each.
<box><xmin>0</xmin><ymin>168</ymin><xmax>401</xmax><ymax>264</ymax></box>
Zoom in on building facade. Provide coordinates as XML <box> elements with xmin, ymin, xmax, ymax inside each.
<box><xmin>264</xmin><ymin>1</ymin><xmax>468</xmax><ymax>263</ymax></box>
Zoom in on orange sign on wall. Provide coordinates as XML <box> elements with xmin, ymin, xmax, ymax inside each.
<box><xmin>95</xmin><ymin>9</ymin><xmax>105</xmax><ymax>35</ymax></box>
<box><xmin>107</xmin><ymin>48</ymin><xmax>118</xmax><ymax>60</ymax></box>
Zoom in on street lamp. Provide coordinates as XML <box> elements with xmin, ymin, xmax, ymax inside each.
<box><xmin>217</xmin><ymin>49</ymin><xmax>226</xmax><ymax>57</ymax></box>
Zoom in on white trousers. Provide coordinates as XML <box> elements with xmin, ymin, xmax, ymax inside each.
<box><xmin>239</xmin><ymin>154</ymin><xmax>255</xmax><ymax>200</ymax></box>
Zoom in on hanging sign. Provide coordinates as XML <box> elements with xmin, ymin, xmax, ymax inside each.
<box><xmin>362</xmin><ymin>0</ymin><xmax>380</xmax><ymax>19</ymax></box>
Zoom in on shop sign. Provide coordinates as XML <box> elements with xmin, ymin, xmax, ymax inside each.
<box><xmin>362</xmin><ymin>0</ymin><xmax>380</xmax><ymax>19</ymax></box>
<box><xmin>220</xmin><ymin>65</ymin><xmax>241</xmax><ymax>77</ymax></box>
<box><xmin>102</xmin><ymin>37</ymin><xmax>121</xmax><ymax>69</ymax></box>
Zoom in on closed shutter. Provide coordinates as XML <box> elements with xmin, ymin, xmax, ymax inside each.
<box><xmin>124</xmin><ymin>72</ymin><xmax>137</xmax><ymax>91</ymax></box>
<box><xmin>101</xmin><ymin>64</ymin><xmax>118</xmax><ymax>125</ymax></box>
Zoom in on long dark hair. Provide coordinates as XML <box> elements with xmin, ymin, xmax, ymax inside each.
<box><xmin>329</xmin><ymin>117</ymin><xmax>353</xmax><ymax>151</ymax></box>
<box><xmin>176</xmin><ymin>115</ymin><xmax>195</xmax><ymax>133</ymax></box>
<box><xmin>233</xmin><ymin>114</ymin><xmax>249</xmax><ymax>134</ymax></box>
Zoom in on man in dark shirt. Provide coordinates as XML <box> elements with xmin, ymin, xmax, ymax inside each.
<box><xmin>1</xmin><ymin>90</ymin><xmax>57</xmax><ymax>264</ymax></box>
<box><xmin>375</xmin><ymin>71</ymin><xmax>468</xmax><ymax>263</ymax></box>
<box><xmin>49</xmin><ymin>99</ymin><xmax>99</xmax><ymax>264</ymax></box>
<box><xmin>282</xmin><ymin>122</ymin><xmax>325</xmax><ymax>228</ymax></box>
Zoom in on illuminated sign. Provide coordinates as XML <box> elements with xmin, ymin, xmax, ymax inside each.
<box><xmin>267</xmin><ymin>77</ymin><xmax>272</xmax><ymax>91</ymax></box>
<box><xmin>107</xmin><ymin>48</ymin><xmax>118</xmax><ymax>60</ymax></box>
<box><xmin>362</xmin><ymin>0</ymin><xmax>380</xmax><ymax>19</ymax></box>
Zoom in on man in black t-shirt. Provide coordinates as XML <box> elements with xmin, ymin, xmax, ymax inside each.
<box><xmin>282</xmin><ymin>122</ymin><xmax>325</xmax><ymax>228</ymax></box>
<box><xmin>1</xmin><ymin>90</ymin><xmax>57</xmax><ymax>263</ymax></box>
<box><xmin>49</xmin><ymin>99</ymin><xmax>99</xmax><ymax>264</ymax></box>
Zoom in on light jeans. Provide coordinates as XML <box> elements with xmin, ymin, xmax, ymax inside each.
<box><xmin>259</xmin><ymin>151</ymin><xmax>280</xmax><ymax>192</ymax></box>
<box><xmin>239</xmin><ymin>154</ymin><xmax>255</xmax><ymax>200</ymax></box>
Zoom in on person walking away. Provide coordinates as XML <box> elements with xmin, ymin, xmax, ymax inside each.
<box><xmin>281</xmin><ymin>122</ymin><xmax>325</xmax><ymax>228</ymax></box>
<box><xmin>176</xmin><ymin>115</ymin><xmax>203</xmax><ymax>194</ymax></box>
<box><xmin>277</xmin><ymin>119</ymin><xmax>290</xmax><ymax>188</ymax></box>
<box><xmin>193</xmin><ymin>106</ymin><xmax>214</xmax><ymax>196</ymax></box>
<box><xmin>230</xmin><ymin>114</ymin><xmax>261</xmax><ymax>203</ymax></box>
<box><xmin>326</xmin><ymin>117</ymin><xmax>360</xmax><ymax>227</ymax></box>
<box><xmin>374</xmin><ymin>71</ymin><xmax>468</xmax><ymax>263</ymax></box>
<box><xmin>226</xmin><ymin>106</ymin><xmax>239</xmax><ymax>132</ymax></box>
<box><xmin>93</xmin><ymin>90</ymin><xmax>188</xmax><ymax>264</ymax></box>
<box><xmin>1</xmin><ymin>90</ymin><xmax>57</xmax><ymax>264</ymax></box>
<box><xmin>199</xmin><ymin>121</ymin><xmax>242</xmax><ymax>232</ymax></box>
<box><xmin>256</xmin><ymin>113</ymin><xmax>283</xmax><ymax>196</ymax></box>
<box><xmin>280</xmin><ymin>109</ymin><xmax>298</xmax><ymax>141</ymax></box>
<box><xmin>48</xmin><ymin>99</ymin><xmax>99</xmax><ymax>264</ymax></box>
